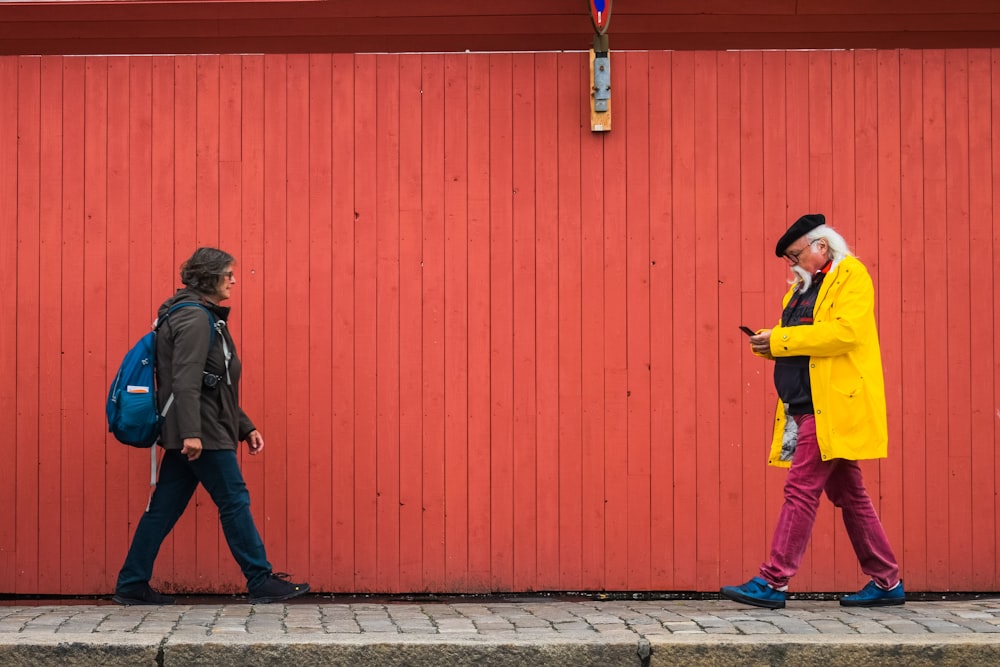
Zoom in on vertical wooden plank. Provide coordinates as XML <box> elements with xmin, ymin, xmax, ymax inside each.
<box><xmin>398</xmin><ymin>52</ymin><xmax>423</xmax><ymax>591</ymax></box>
<box><xmin>37</xmin><ymin>56</ymin><xmax>63</xmax><ymax>592</ymax></box>
<box><xmin>693</xmin><ymin>51</ymin><xmax>721</xmax><ymax>591</ymax></box>
<box><xmin>510</xmin><ymin>52</ymin><xmax>537</xmax><ymax>592</ymax></box>
<box><xmin>130</xmin><ymin>54</ymin><xmax>154</xmax><ymax>514</ymax></box>
<box><xmin>488</xmin><ymin>52</ymin><xmax>514</xmax><ymax>591</ymax></box>
<box><xmin>307</xmin><ymin>53</ymin><xmax>334</xmax><ymax>590</ymax></box>
<box><xmin>330</xmin><ymin>53</ymin><xmax>356</xmax><ymax>592</ymax></box>
<box><xmin>596</xmin><ymin>49</ymin><xmax>629</xmax><ymax>589</ymax></box>
<box><xmin>196</xmin><ymin>56</ymin><xmax>220</xmax><ymax>246</ymax></box>
<box><xmin>442</xmin><ymin>53</ymin><xmax>469</xmax><ymax>590</ymax></box>
<box><xmin>780</xmin><ymin>50</ymin><xmax>820</xmax><ymax>590</ymax></box>
<box><xmin>580</xmin><ymin>50</ymin><xmax>608</xmax><ymax>589</ymax></box>
<box><xmin>375</xmin><ymin>53</ymin><xmax>401</xmax><ymax>591</ymax></box>
<box><xmin>966</xmin><ymin>48</ymin><xmax>994</xmax><ymax>590</ymax></box>
<box><xmin>601</xmin><ymin>50</ymin><xmax>628</xmax><ymax>591</ymax></box>
<box><xmin>0</xmin><ymin>57</ymin><xmax>17</xmax><ymax>588</ymax></box>
<box><xmin>193</xmin><ymin>53</ymin><xmax>221</xmax><ymax>587</ymax></box>
<box><xmin>875</xmin><ymin>49</ymin><xmax>905</xmax><ymax>593</ymax></box>
<box><xmin>807</xmin><ymin>51</ymin><xmax>834</xmax><ymax>215</ymax></box>
<box><xmin>169</xmin><ymin>55</ymin><xmax>199</xmax><ymax>591</ymax></box>
<box><xmin>830</xmin><ymin>50</ymin><xmax>862</xmax><ymax>591</ymax></box>
<box><xmin>580</xmin><ymin>54</ymin><xmax>607</xmax><ymax>590</ymax></box>
<box><xmin>852</xmin><ymin>50</ymin><xmax>881</xmax><ymax>592</ymax></box>
<box><xmin>217</xmin><ymin>53</ymin><xmax>244</xmax><ymax>591</ymax></box>
<box><xmin>261</xmin><ymin>53</ymin><xmax>290</xmax><ymax>584</ymax></box>
<box><xmin>219</xmin><ymin>55</ymin><xmax>242</xmax><ymax>302</ymax></box>
<box><xmin>352</xmin><ymin>53</ymin><xmax>378</xmax><ymax>591</ymax></box>
<box><xmin>853</xmin><ymin>51</ymin><xmax>879</xmax><ymax>267</ymax></box>
<box><xmin>83</xmin><ymin>56</ymin><xmax>109</xmax><ymax>593</ymax></box>
<box><xmin>15</xmin><ymin>57</ymin><xmax>42</xmax><ymax>594</ymax></box>
<box><xmin>806</xmin><ymin>50</ymin><xmax>837</xmax><ymax>592</ymax></box>
<box><xmin>716</xmin><ymin>50</ymin><xmax>743</xmax><ymax>588</ymax></box>
<box><xmin>238</xmin><ymin>54</ymin><xmax>268</xmax><ymax>586</ymax></box>
<box><xmin>993</xmin><ymin>48</ymin><xmax>1000</xmax><ymax>592</ymax></box>
<box><xmin>149</xmin><ymin>56</ymin><xmax>177</xmax><ymax>584</ymax></box>
<box><xmin>738</xmin><ymin>50</ymin><xmax>768</xmax><ymax>584</ymax></box>
<box><xmin>647</xmin><ymin>50</ymin><xmax>673</xmax><ymax>590</ymax></box>
<box><xmin>625</xmin><ymin>51</ymin><xmax>652</xmax><ymax>591</ymax></box>
<box><xmin>145</xmin><ymin>57</ymin><xmax>172</xmax><ymax>305</ymax></box>
<box><xmin>832</xmin><ymin>50</ymin><xmax>858</xmax><ymax>242</ymax></box>
<box><xmin>125</xmin><ymin>55</ymin><xmax>155</xmax><ymax>585</ymax></box>
<box><xmin>944</xmin><ymin>49</ymin><xmax>973</xmax><ymax>589</ymax></box>
<box><xmin>219</xmin><ymin>55</ymin><xmax>242</xmax><ymax>172</ymax></box>
<box><xmin>466</xmin><ymin>53</ymin><xmax>492</xmax><ymax>590</ymax></box>
<box><xmin>898</xmin><ymin>48</ymin><xmax>928</xmax><ymax>592</ymax></box>
<box><xmin>420</xmin><ymin>53</ymin><xmax>447</xmax><ymax>591</ymax></box>
<box><xmin>668</xmin><ymin>50</ymin><xmax>696</xmax><ymax>590</ymax></box>
<box><xmin>173</xmin><ymin>56</ymin><xmax>197</xmax><ymax>253</ymax></box>
<box><xmin>533</xmin><ymin>52</ymin><xmax>560</xmax><ymax>590</ymax></box>
<box><xmin>556</xmin><ymin>51</ymin><xmax>583</xmax><ymax>590</ymax></box>
<box><xmin>284</xmin><ymin>53</ymin><xmax>312</xmax><ymax>582</ymax></box>
<box><xmin>760</xmin><ymin>51</ymin><xmax>787</xmax><ymax>583</ymax></box>
<box><xmin>921</xmin><ymin>49</ymin><xmax>949</xmax><ymax>588</ymax></box>
<box><xmin>60</xmin><ymin>55</ymin><xmax>87</xmax><ymax>593</ymax></box>
<box><xmin>104</xmin><ymin>56</ymin><xmax>131</xmax><ymax>592</ymax></box>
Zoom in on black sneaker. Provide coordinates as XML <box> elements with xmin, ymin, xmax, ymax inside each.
<box><xmin>248</xmin><ymin>572</ymin><xmax>310</xmax><ymax>603</ymax></box>
<box><xmin>112</xmin><ymin>583</ymin><xmax>176</xmax><ymax>606</ymax></box>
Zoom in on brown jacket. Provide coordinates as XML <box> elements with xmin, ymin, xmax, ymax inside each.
<box><xmin>155</xmin><ymin>289</ymin><xmax>255</xmax><ymax>450</ymax></box>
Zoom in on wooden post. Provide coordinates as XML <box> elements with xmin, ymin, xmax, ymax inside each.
<box><xmin>590</xmin><ymin>46</ymin><xmax>611</xmax><ymax>132</ymax></box>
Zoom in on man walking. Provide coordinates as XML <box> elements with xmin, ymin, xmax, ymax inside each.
<box><xmin>721</xmin><ymin>214</ymin><xmax>904</xmax><ymax>609</ymax></box>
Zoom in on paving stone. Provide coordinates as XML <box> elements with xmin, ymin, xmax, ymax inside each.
<box><xmin>733</xmin><ymin>621</ymin><xmax>783</xmax><ymax>634</ymax></box>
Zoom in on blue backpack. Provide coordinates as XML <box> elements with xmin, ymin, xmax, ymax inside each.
<box><xmin>106</xmin><ymin>302</ymin><xmax>215</xmax><ymax>447</ymax></box>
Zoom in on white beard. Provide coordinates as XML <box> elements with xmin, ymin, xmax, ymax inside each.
<box><xmin>791</xmin><ymin>265</ymin><xmax>812</xmax><ymax>293</ymax></box>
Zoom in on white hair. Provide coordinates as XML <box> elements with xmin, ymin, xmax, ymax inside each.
<box><xmin>805</xmin><ymin>225</ymin><xmax>854</xmax><ymax>264</ymax></box>
<box><xmin>790</xmin><ymin>225</ymin><xmax>854</xmax><ymax>292</ymax></box>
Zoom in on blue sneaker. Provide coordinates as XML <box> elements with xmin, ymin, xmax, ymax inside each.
<box><xmin>840</xmin><ymin>580</ymin><xmax>905</xmax><ymax>607</ymax></box>
<box><xmin>720</xmin><ymin>576</ymin><xmax>786</xmax><ymax>609</ymax></box>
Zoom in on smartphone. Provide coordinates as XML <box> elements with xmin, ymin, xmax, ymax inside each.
<box><xmin>739</xmin><ymin>325</ymin><xmax>755</xmax><ymax>337</ymax></box>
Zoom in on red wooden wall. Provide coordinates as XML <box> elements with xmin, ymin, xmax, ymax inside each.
<box><xmin>1</xmin><ymin>49</ymin><xmax>998</xmax><ymax>595</ymax></box>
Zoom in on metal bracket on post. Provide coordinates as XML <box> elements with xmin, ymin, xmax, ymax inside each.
<box><xmin>590</xmin><ymin>33</ymin><xmax>611</xmax><ymax>132</ymax></box>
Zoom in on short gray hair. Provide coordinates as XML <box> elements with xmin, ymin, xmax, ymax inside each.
<box><xmin>180</xmin><ymin>247</ymin><xmax>235</xmax><ymax>295</ymax></box>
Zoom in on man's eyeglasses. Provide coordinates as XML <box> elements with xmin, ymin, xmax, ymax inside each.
<box><xmin>221</xmin><ymin>270</ymin><xmax>235</xmax><ymax>280</ymax></box>
<box><xmin>785</xmin><ymin>239</ymin><xmax>817</xmax><ymax>264</ymax></box>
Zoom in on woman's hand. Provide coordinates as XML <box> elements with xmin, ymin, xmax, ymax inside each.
<box><xmin>181</xmin><ymin>437</ymin><xmax>203</xmax><ymax>461</ymax></box>
<box><xmin>245</xmin><ymin>430</ymin><xmax>264</xmax><ymax>455</ymax></box>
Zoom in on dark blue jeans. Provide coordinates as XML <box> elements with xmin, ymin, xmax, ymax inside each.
<box><xmin>116</xmin><ymin>449</ymin><xmax>272</xmax><ymax>592</ymax></box>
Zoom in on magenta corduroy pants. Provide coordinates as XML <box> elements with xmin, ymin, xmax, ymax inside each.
<box><xmin>760</xmin><ymin>414</ymin><xmax>900</xmax><ymax>590</ymax></box>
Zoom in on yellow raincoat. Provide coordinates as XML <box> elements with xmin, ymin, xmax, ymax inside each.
<box><xmin>761</xmin><ymin>255</ymin><xmax>888</xmax><ymax>467</ymax></box>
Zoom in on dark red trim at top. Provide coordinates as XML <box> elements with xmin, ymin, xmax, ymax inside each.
<box><xmin>1</xmin><ymin>0</ymin><xmax>999</xmax><ymax>55</ymax></box>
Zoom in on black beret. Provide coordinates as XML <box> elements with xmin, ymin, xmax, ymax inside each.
<box><xmin>775</xmin><ymin>213</ymin><xmax>825</xmax><ymax>257</ymax></box>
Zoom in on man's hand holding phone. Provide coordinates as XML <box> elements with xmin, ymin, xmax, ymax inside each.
<box><xmin>740</xmin><ymin>325</ymin><xmax>772</xmax><ymax>356</ymax></box>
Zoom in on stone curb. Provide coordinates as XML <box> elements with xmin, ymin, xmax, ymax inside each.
<box><xmin>3</xmin><ymin>632</ymin><xmax>1000</xmax><ymax>667</ymax></box>
<box><xmin>166</xmin><ymin>632</ymin><xmax>641</xmax><ymax>667</ymax></box>
<box><xmin>648</xmin><ymin>634</ymin><xmax>1000</xmax><ymax>667</ymax></box>
<box><xmin>0</xmin><ymin>634</ymin><xmax>160</xmax><ymax>666</ymax></box>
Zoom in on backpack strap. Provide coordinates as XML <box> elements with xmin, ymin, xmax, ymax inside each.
<box><xmin>155</xmin><ymin>302</ymin><xmax>217</xmax><ymax>418</ymax></box>
<box><xmin>159</xmin><ymin>301</ymin><xmax>216</xmax><ymax>347</ymax></box>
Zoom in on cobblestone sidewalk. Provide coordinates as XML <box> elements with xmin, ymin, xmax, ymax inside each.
<box><xmin>3</xmin><ymin>597</ymin><xmax>1000</xmax><ymax>637</ymax></box>
<box><xmin>2</xmin><ymin>597</ymin><xmax>1000</xmax><ymax>666</ymax></box>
